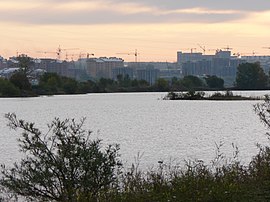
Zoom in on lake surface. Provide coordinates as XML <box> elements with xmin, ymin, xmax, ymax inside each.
<box><xmin>0</xmin><ymin>92</ymin><xmax>269</xmax><ymax>169</ymax></box>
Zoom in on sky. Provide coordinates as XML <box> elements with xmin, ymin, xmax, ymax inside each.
<box><xmin>1</xmin><ymin>0</ymin><xmax>270</xmax><ymax>62</ymax></box>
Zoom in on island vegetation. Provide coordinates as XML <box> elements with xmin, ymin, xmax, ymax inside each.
<box><xmin>2</xmin><ymin>98</ymin><xmax>270</xmax><ymax>201</ymax></box>
<box><xmin>164</xmin><ymin>90</ymin><xmax>262</xmax><ymax>101</ymax></box>
<box><xmin>1</xmin><ymin>55</ymin><xmax>270</xmax><ymax>97</ymax></box>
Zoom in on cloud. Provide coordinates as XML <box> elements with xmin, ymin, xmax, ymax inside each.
<box><xmin>112</xmin><ymin>0</ymin><xmax>270</xmax><ymax>11</ymax></box>
<box><xmin>0</xmin><ymin>0</ymin><xmax>261</xmax><ymax>25</ymax></box>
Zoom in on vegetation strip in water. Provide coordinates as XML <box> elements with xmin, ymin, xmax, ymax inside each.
<box><xmin>164</xmin><ymin>90</ymin><xmax>262</xmax><ymax>101</ymax></box>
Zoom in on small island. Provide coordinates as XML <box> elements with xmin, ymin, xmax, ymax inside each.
<box><xmin>163</xmin><ymin>90</ymin><xmax>263</xmax><ymax>101</ymax></box>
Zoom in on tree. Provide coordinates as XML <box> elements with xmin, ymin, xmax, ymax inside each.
<box><xmin>38</xmin><ymin>73</ymin><xmax>62</xmax><ymax>94</ymax></box>
<box><xmin>0</xmin><ymin>78</ymin><xmax>20</xmax><ymax>97</ymax></box>
<box><xmin>117</xmin><ymin>74</ymin><xmax>131</xmax><ymax>88</ymax></box>
<box><xmin>181</xmin><ymin>75</ymin><xmax>204</xmax><ymax>89</ymax></box>
<box><xmin>204</xmin><ymin>75</ymin><xmax>224</xmax><ymax>89</ymax></box>
<box><xmin>154</xmin><ymin>78</ymin><xmax>169</xmax><ymax>91</ymax></box>
<box><xmin>9</xmin><ymin>72</ymin><xmax>31</xmax><ymax>91</ymax></box>
<box><xmin>98</xmin><ymin>78</ymin><xmax>116</xmax><ymax>92</ymax></box>
<box><xmin>0</xmin><ymin>113</ymin><xmax>122</xmax><ymax>201</ymax></box>
<box><xmin>16</xmin><ymin>54</ymin><xmax>33</xmax><ymax>76</ymax></box>
<box><xmin>8</xmin><ymin>55</ymin><xmax>33</xmax><ymax>92</ymax></box>
<box><xmin>236</xmin><ymin>62</ymin><xmax>268</xmax><ymax>89</ymax></box>
<box><xmin>62</xmin><ymin>77</ymin><xmax>78</xmax><ymax>94</ymax></box>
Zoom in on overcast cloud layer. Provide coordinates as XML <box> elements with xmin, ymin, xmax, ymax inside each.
<box><xmin>0</xmin><ymin>0</ymin><xmax>267</xmax><ymax>25</ymax></box>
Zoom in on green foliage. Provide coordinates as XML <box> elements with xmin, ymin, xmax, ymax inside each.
<box><xmin>170</xmin><ymin>77</ymin><xmax>183</xmax><ymax>91</ymax></box>
<box><xmin>181</xmin><ymin>75</ymin><xmax>205</xmax><ymax>89</ymax></box>
<box><xmin>154</xmin><ymin>78</ymin><xmax>169</xmax><ymax>91</ymax></box>
<box><xmin>77</xmin><ymin>80</ymin><xmax>98</xmax><ymax>93</ymax></box>
<box><xmin>165</xmin><ymin>91</ymin><xmax>205</xmax><ymax>100</ymax></box>
<box><xmin>205</xmin><ymin>75</ymin><xmax>224</xmax><ymax>89</ymax></box>
<box><xmin>236</xmin><ymin>62</ymin><xmax>268</xmax><ymax>89</ymax></box>
<box><xmin>164</xmin><ymin>90</ymin><xmax>260</xmax><ymax>101</ymax></box>
<box><xmin>38</xmin><ymin>73</ymin><xmax>62</xmax><ymax>93</ymax></box>
<box><xmin>62</xmin><ymin>77</ymin><xmax>78</xmax><ymax>94</ymax></box>
<box><xmin>9</xmin><ymin>72</ymin><xmax>31</xmax><ymax>91</ymax></box>
<box><xmin>1</xmin><ymin>114</ymin><xmax>122</xmax><ymax>202</ymax></box>
<box><xmin>37</xmin><ymin>73</ymin><xmax>81</xmax><ymax>94</ymax></box>
<box><xmin>98</xmin><ymin>78</ymin><xmax>117</xmax><ymax>92</ymax></box>
<box><xmin>16</xmin><ymin>54</ymin><xmax>33</xmax><ymax>76</ymax></box>
<box><xmin>0</xmin><ymin>78</ymin><xmax>20</xmax><ymax>97</ymax></box>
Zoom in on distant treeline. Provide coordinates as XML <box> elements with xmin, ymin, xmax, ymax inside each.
<box><xmin>0</xmin><ymin>55</ymin><xmax>269</xmax><ymax>97</ymax></box>
<box><xmin>0</xmin><ymin>72</ymin><xmax>226</xmax><ymax>97</ymax></box>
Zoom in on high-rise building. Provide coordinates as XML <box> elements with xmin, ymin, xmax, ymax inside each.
<box><xmin>136</xmin><ymin>68</ymin><xmax>160</xmax><ymax>85</ymax></box>
<box><xmin>180</xmin><ymin>50</ymin><xmax>245</xmax><ymax>78</ymax></box>
<box><xmin>85</xmin><ymin>57</ymin><xmax>124</xmax><ymax>79</ymax></box>
<box><xmin>112</xmin><ymin>67</ymin><xmax>134</xmax><ymax>80</ymax></box>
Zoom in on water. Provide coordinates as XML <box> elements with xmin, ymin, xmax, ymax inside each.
<box><xmin>0</xmin><ymin>92</ymin><xmax>268</xmax><ymax>169</ymax></box>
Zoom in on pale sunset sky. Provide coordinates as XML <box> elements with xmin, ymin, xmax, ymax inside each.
<box><xmin>1</xmin><ymin>0</ymin><xmax>270</xmax><ymax>62</ymax></box>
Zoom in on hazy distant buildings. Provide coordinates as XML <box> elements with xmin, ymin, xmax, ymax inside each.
<box><xmin>112</xmin><ymin>67</ymin><xmax>134</xmax><ymax>80</ymax></box>
<box><xmin>177</xmin><ymin>52</ymin><xmax>204</xmax><ymax>65</ymax></box>
<box><xmin>0</xmin><ymin>56</ymin><xmax>7</xmax><ymax>69</ymax></box>
<box><xmin>178</xmin><ymin>50</ymin><xmax>245</xmax><ymax>80</ymax></box>
<box><xmin>159</xmin><ymin>69</ymin><xmax>181</xmax><ymax>80</ymax></box>
<box><xmin>136</xmin><ymin>68</ymin><xmax>160</xmax><ymax>85</ymax></box>
<box><xmin>0</xmin><ymin>68</ymin><xmax>19</xmax><ymax>79</ymax></box>
<box><xmin>241</xmin><ymin>55</ymin><xmax>270</xmax><ymax>73</ymax></box>
<box><xmin>85</xmin><ymin>57</ymin><xmax>124</xmax><ymax>79</ymax></box>
<box><xmin>3</xmin><ymin>49</ymin><xmax>270</xmax><ymax>87</ymax></box>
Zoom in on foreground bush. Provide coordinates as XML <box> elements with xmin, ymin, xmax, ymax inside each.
<box><xmin>0</xmin><ymin>114</ymin><xmax>122</xmax><ymax>201</ymax></box>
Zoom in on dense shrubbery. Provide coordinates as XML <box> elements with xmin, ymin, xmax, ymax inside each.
<box><xmin>0</xmin><ymin>78</ymin><xmax>20</xmax><ymax>97</ymax></box>
<box><xmin>2</xmin><ymin>97</ymin><xmax>270</xmax><ymax>201</ymax></box>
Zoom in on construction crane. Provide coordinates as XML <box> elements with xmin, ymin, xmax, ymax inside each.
<box><xmin>221</xmin><ymin>46</ymin><xmax>233</xmax><ymax>51</ymax></box>
<box><xmin>56</xmin><ymin>45</ymin><xmax>79</xmax><ymax>60</ymax></box>
<box><xmin>16</xmin><ymin>51</ymin><xmax>29</xmax><ymax>57</ymax></box>
<box><xmin>232</xmin><ymin>52</ymin><xmax>241</xmax><ymax>57</ymax></box>
<box><xmin>235</xmin><ymin>51</ymin><xmax>258</xmax><ymax>57</ymax></box>
<box><xmin>37</xmin><ymin>46</ymin><xmax>79</xmax><ymax>60</ymax></box>
<box><xmin>190</xmin><ymin>48</ymin><xmax>196</xmax><ymax>53</ymax></box>
<box><xmin>197</xmin><ymin>44</ymin><xmax>206</xmax><ymax>55</ymax></box>
<box><xmin>36</xmin><ymin>51</ymin><xmax>58</xmax><ymax>59</ymax></box>
<box><xmin>116</xmin><ymin>49</ymin><xmax>138</xmax><ymax>63</ymax></box>
<box><xmin>65</xmin><ymin>52</ymin><xmax>94</xmax><ymax>61</ymax></box>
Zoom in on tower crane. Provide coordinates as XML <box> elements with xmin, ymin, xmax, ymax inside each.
<box><xmin>197</xmin><ymin>44</ymin><xmax>206</xmax><ymax>55</ymax></box>
<box><xmin>65</xmin><ymin>52</ymin><xmax>94</xmax><ymax>61</ymax></box>
<box><xmin>116</xmin><ymin>49</ymin><xmax>138</xmax><ymax>63</ymax></box>
<box><xmin>56</xmin><ymin>45</ymin><xmax>79</xmax><ymax>60</ymax></box>
<box><xmin>36</xmin><ymin>51</ymin><xmax>58</xmax><ymax>59</ymax></box>
<box><xmin>234</xmin><ymin>51</ymin><xmax>258</xmax><ymax>57</ymax></box>
<box><xmin>221</xmin><ymin>46</ymin><xmax>233</xmax><ymax>51</ymax></box>
<box><xmin>16</xmin><ymin>51</ymin><xmax>29</xmax><ymax>57</ymax></box>
<box><xmin>190</xmin><ymin>48</ymin><xmax>196</xmax><ymax>53</ymax></box>
<box><xmin>179</xmin><ymin>48</ymin><xmax>196</xmax><ymax>53</ymax></box>
<box><xmin>37</xmin><ymin>46</ymin><xmax>79</xmax><ymax>60</ymax></box>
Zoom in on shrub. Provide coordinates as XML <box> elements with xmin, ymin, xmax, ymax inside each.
<box><xmin>0</xmin><ymin>113</ymin><xmax>122</xmax><ymax>202</ymax></box>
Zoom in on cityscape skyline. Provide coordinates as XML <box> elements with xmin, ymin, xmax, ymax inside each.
<box><xmin>1</xmin><ymin>0</ymin><xmax>270</xmax><ymax>62</ymax></box>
